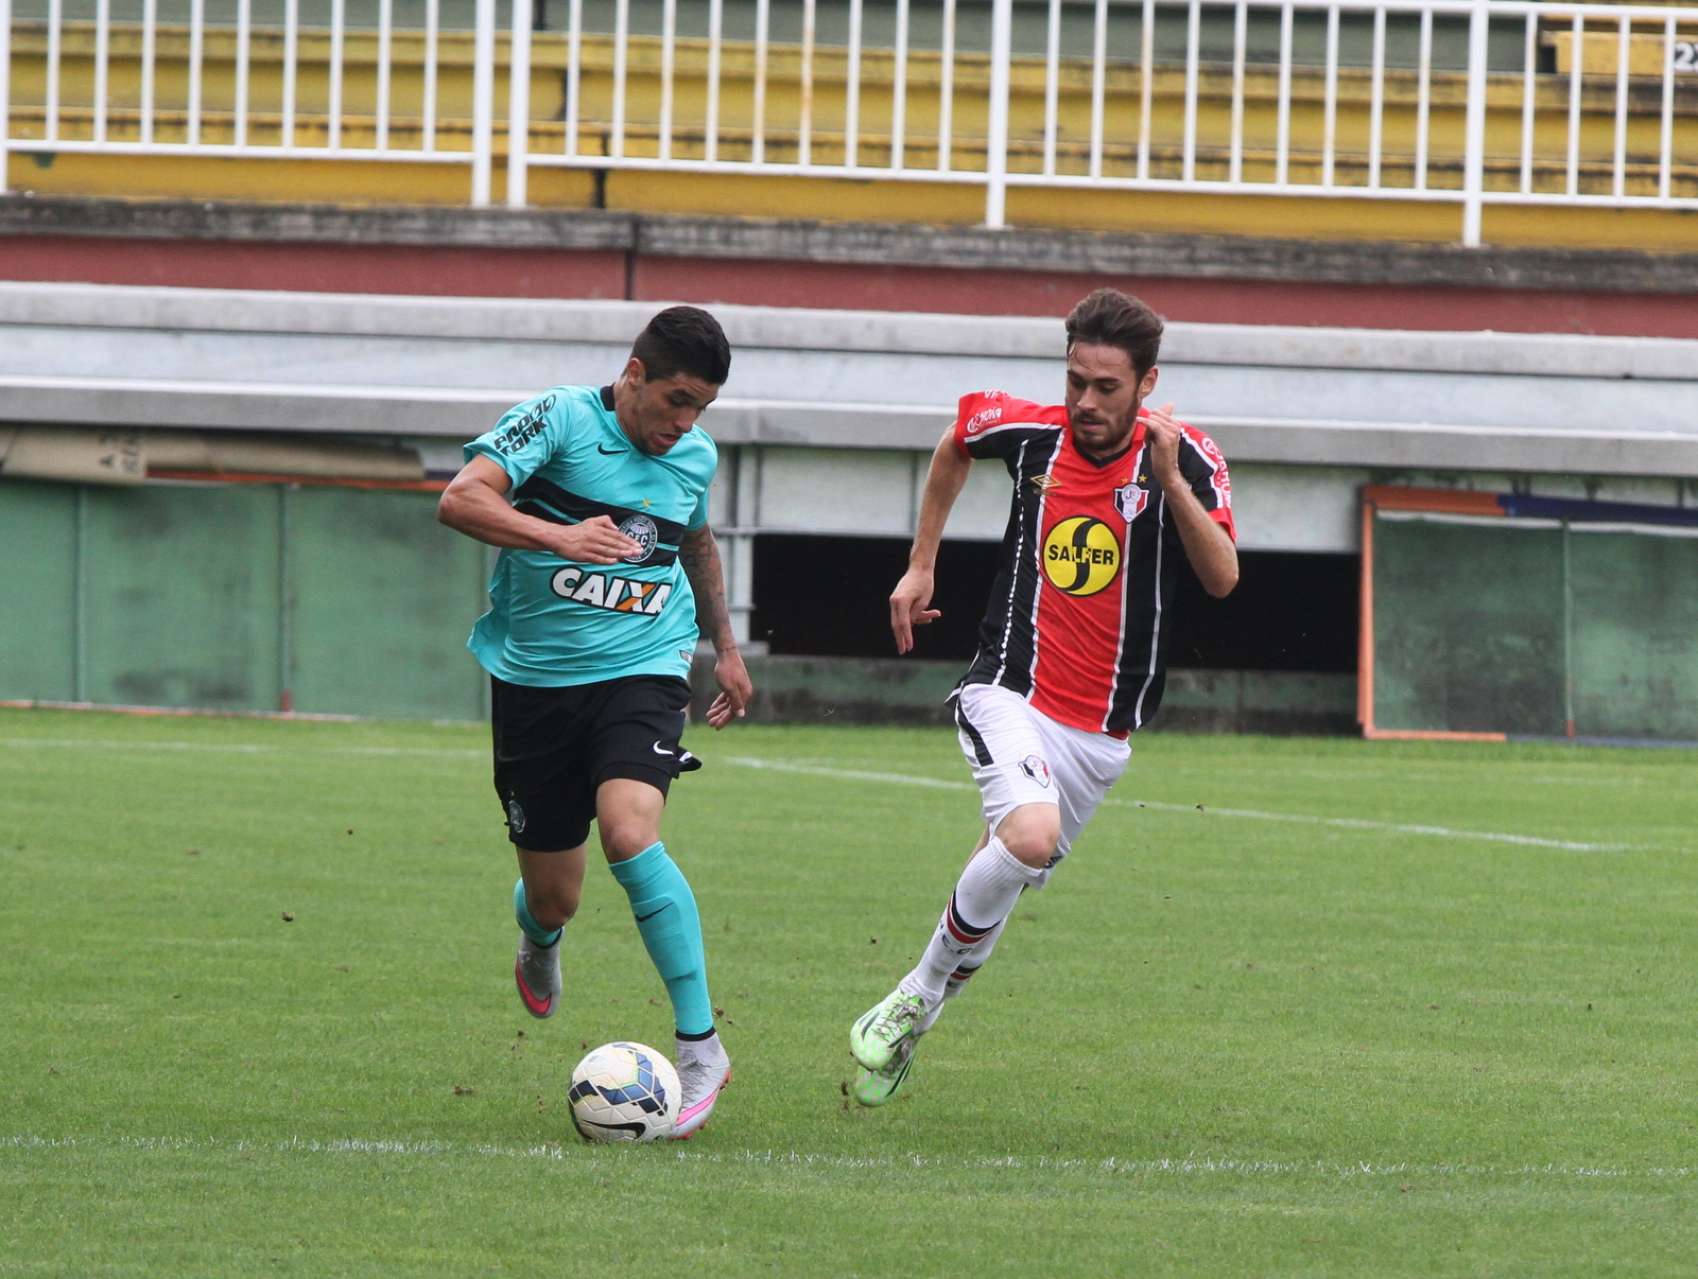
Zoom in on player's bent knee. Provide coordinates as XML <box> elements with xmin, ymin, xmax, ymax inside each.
<box><xmin>600</xmin><ymin>822</ymin><xmax>661</xmax><ymax>863</ymax></box>
<box><xmin>995</xmin><ymin>805</ymin><xmax>1062</xmax><ymax>869</ymax></box>
<box><xmin>526</xmin><ymin>878</ymin><xmax>581</xmax><ymax>927</ymax></box>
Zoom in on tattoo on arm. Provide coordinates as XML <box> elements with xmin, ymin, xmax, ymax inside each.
<box><xmin>680</xmin><ymin>525</ymin><xmax>737</xmax><ymax>650</ymax></box>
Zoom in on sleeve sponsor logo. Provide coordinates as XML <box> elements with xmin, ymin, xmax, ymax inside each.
<box><xmin>550</xmin><ymin>566</ymin><xmax>673</xmax><ymax>615</ymax></box>
<box><xmin>489</xmin><ymin>395</ymin><xmax>556</xmax><ymax>455</ymax></box>
<box><xmin>963</xmin><ymin>404</ymin><xmax>1004</xmax><ymax>435</ymax></box>
<box><xmin>1187</xmin><ymin>428</ymin><xmax>1233</xmax><ymax>505</ymax></box>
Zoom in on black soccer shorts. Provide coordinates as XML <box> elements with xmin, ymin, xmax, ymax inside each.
<box><xmin>489</xmin><ymin>674</ymin><xmax>701</xmax><ymax>852</ymax></box>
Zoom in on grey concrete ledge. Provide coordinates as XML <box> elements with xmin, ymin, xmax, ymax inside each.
<box><xmin>0</xmin><ymin>194</ymin><xmax>640</xmax><ymax>251</ymax></box>
<box><xmin>7</xmin><ymin>375</ymin><xmax>1697</xmax><ymax>477</ymax></box>
<box><xmin>6</xmin><ymin>194</ymin><xmax>1698</xmax><ymax>295</ymax></box>
<box><xmin>6</xmin><ymin>281</ymin><xmax>1698</xmax><ymax>379</ymax></box>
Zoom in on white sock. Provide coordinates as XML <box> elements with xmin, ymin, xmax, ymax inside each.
<box><xmin>900</xmin><ymin>837</ymin><xmax>1042</xmax><ymax>1007</ymax></box>
<box><xmin>916</xmin><ymin>915</ymin><xmax>1007</xmax><ymax>1034</ymax></box>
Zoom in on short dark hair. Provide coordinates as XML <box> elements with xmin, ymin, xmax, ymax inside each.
<box><xmin>631</xmin><ymin>306</ymin><xmax>732</xmax><ymax>386</ymax></box>
<box><xmin>1065</xmin><ymin>289</ymin><xmax>1164</xmax><ymax>378</ymax></box>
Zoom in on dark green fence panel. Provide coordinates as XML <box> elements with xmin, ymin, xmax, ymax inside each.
<box><xmin>1371</xmin><ymin>504</ymin><xmax>1698</xmax><ymax>742</ymax></box>
<box><xmin>1568</xmin><ymin>529</ymin><xmax>1698</xmax><ymax>742</ymax></box>
<box><xmin>1371</xmin><ymin>516</ymin><xmax>1566</xmax><ymax>736</ymax></box>
<box><xmin>0</xmin><ymin>478</ymin><xmax>492</xmax><ymax>720</ymax></box>
<box><xmin>81</xmin><ymin>484</ymin><xmax>284</xmax><ymax>711</ymax></box>
<box><xmin>286</xmin><ymin>488</ymin><xmax>489</xmax><ymax>721</ymax></box>
<box><xmin>0</xmin><ymin>482</ymin><xmax>78</xmax><ymax>701</ymax></box>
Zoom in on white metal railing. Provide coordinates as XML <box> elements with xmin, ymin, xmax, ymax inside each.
<box><xmin>4</xmin><ymin>0</ymin><xmax>1697</xmax><ymax>244</ymax></box>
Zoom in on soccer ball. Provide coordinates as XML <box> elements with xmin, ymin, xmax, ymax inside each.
<box><xmin>567</xmin><ymin>1041</ymin><xmax>681</xmax><ymax>1143</ymax></box>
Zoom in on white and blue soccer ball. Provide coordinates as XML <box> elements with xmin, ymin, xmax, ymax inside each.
<box><xmin>568</xmin><ymin>1041</ymin><xmax>681</xmax><ymax>1143</ymax></box>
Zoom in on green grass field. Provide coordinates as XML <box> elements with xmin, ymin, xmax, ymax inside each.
<box><xmin>3</xmin><ymin>706</ymin><xmax>1696</xmax><ymax>1276</ymax></box>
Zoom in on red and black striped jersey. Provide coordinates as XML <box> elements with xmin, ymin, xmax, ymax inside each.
<box><xmin>953</xmin><ymin>390</ymin><xmax>1236</xmax><ymax>737</ymax></box>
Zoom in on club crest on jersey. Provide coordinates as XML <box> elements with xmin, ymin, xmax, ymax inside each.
<box><xmin>1042</xmin><ymin>516</ymin><xmax>1122</xmax><ymax>597</ymax></box>
<box><xmin>1114</xmin><ymin>482</ymin><xmax>1149</xmax><ymax>522</ymax></box>
<box><xmin>550</xmin><ymin>566</ymin><xmax>672</xmax><ymax>615</ymax></box>
<box><xmin>618</xmin><ymin>513</ymin><xmax>659</xmax><ymax>564</ymax></box>
<box><xmin>1019</xmin><ymin>755</ymin><xmax>1053</xmax><ymax>787</ymax></box>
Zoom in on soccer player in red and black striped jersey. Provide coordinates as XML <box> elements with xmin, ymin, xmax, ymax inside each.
<box><xmin>848</xmin><ymin>288</ymin><xmax>1239</xmax><ymax>1106</ymax></box>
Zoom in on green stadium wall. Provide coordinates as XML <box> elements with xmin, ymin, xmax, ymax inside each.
<box><xmin>1</xmin><ymin>477</ymin><xmax>1363</xmax><ymax>732</ymax></box>
<box><xmin>1364</xmin><ymin>487</ymin><xmax>1698</xmax><ymax>744</ymax></box>
<box><xmin>0</xmin><ymin>479</ymin><xmax>492</xmax><ymax>721</ymax></box>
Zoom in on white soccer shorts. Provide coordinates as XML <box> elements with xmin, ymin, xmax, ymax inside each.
<box><xmin>951</xmin><ymin>681</ymin><xmax>1132</xmax><ymax>872</ymax></box>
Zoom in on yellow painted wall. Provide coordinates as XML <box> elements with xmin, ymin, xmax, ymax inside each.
<box><xmin>7</xmin><ymin>23</ymin><xmax>1698</xmax><ymax>249</ymax></box>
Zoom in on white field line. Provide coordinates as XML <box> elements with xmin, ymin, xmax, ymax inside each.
<box><xmin>4</xmin><ymin>1133</ymin><xmax>1693</xmax><ymax>1182</ymax></box>
<box><xmin>720</xmin><ymin>756</ymin><xmax>1638</xmax><ymax>854</ymax></box>
<box><xmin>0</xmin><ymin>738</ymin><xmax>1639</xmax><ymax>852</ymax></box>
<box><xmin>0</xmin><ymin>736</ymin><xmax>482</xmax><ymax>760</ymax></box>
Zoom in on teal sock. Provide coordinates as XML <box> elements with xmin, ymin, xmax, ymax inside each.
<box><xmin>513</xmin><ymin>877</ymin><xmax>562</xmax><ymax>947</ymax></box>
<box><xmin>608</xmin><ymin>842</ymin><xmax>713</xmax><ymax>1036</ymax></box>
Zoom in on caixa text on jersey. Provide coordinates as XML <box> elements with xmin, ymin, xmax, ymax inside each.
<box><xmin>549</xmin><ymin>566</ymin><xmax>674</xmax><ymax>615</ymax></box>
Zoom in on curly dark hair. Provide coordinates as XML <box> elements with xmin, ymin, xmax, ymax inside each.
<box><xmin>631</xmin><ymin>306</ymin><xmax>732</xmax><ymax>386</ymax></box>
<box><xmin>1064</xmin><ymin>289</ymin><xmax>1164</xmax><ymax>378</ymax></box>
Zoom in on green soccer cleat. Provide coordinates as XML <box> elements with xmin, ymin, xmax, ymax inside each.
<box><xmin>850</xmin><ymin>988</ymin><xmax>927</xmax><ymax>1071</ymax></box>
<box><xmin>852</xmin><ymin>1035</ymin><xmax>916</xmax><ymax>1107</ymax></box>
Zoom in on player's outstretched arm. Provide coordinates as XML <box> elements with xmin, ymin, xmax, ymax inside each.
<box><xmin>679</xmin><ymin>524</ymin><xmax>753</xmax><ymax>729</ymax></box>
<box><xmin>891</xmin><ymin>427</ymin><xmax>973</xmax><ymax>654</ymax></box>
<box><xmin>437</xmin><ymin>456</ymin><xmax>638</xmax><ymax>563</ymax></box>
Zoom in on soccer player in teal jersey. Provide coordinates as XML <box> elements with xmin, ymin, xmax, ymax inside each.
<box><xmin>437</xmin><ymin>306</ymin><xmax>752</xmax><ymax>1139</ymax></box>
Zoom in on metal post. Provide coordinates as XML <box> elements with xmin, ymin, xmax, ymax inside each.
<box><xmin>278</xmin><ymin>485</ymin><xmax>294</xmax><ymax>713</ymax></box>
<box><xmin>726</xmin><ymin>446</ymin><xmax>759</xmax><ymax>646</ymax></box>
<box><xmin>507</xmin><ymin>0</ymin><xmax>532</xmax><ymax>207</ymax></box>
<box><xmin>472</xmin><ymin>0</ymin><xmax>496</xmax><ymax>205</ymax></box>
<box><xmin>1561</xmin><ymin>522</ymin><xmax>1575</xmax><ymax>739</ymax></box>
<box><xmin>0</xmin><ymin>0</ymin><xmax>11</xmax><ymax>195</ymax></box>
<box><xmin>984</xmin><ymin>0</ymin><xmax>1012</xmax><ymax>228</ymax></box>
<box><xmin>1461</xmin><ymin>0</ymin><xmax>1490</xmax><ymax>246</ymax></box>
<box><xmin>73</xmin><ymin>486</ymin><xmax>88</xmax><ymax>702</ymax></box>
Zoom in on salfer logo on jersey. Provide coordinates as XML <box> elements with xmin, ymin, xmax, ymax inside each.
<box><xmin>1114</xmin><ymin>482</ymin><xmax>1149</xmax><ymax>523</ymax></box>
<box><xmin>1042</xmin><ymin>516</ymin><xmax>1121</xmax><ymax>597</ymax></box>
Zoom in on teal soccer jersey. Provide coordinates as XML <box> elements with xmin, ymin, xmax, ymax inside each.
<box><xmin>463</xmin><ymin>384</ymin><xmax>716</xmax><ymax>687</ymax></box>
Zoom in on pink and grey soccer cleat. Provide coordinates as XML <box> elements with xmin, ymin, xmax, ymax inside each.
<box><xmin>514</xmin><ymin>933</ymin><xmax>561</xmax><ymax>1019</ymax></box>
<box><xmin>669</xmin><ymin>1054</ymin><xmax>731</xmax><ymax>1139</ymax></box>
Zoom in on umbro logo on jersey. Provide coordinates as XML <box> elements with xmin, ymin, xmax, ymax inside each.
<box><xmin>549</xmin><ymin>566</ymin><xmax>673</xmax><ymax>615</ymax></box>
<box><xmin>1029</xmin><ymin>474</ymin><xmax>1061</xmax><ymax>494</ymax></box>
